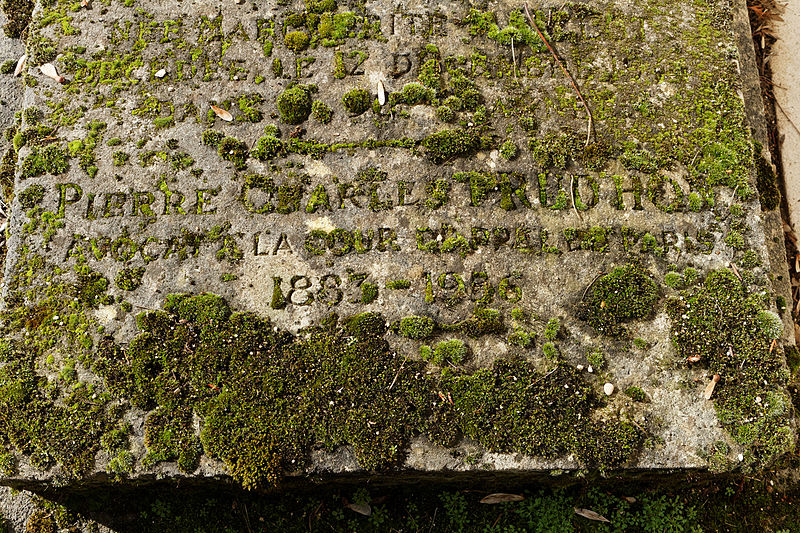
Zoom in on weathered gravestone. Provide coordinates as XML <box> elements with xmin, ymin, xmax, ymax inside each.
<box><xmin>0</xmin><ymin>0</ymin><xmax>794</xmax><ymax>491</ymax></box>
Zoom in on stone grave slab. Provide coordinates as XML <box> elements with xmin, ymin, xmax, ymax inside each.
<box><xmin>0</xmin><ymin>0</ymin><xmax>794</xmax><ymax>490</ymax></box>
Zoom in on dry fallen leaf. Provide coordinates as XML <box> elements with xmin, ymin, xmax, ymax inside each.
<box><xmin>479</xmin><ymin>493</ymin><xmax>525</xmax><ymax>504</ymax></box>
<box><xmin>687</xmin><ymin>355</ymin><xmax>701</xmax><ymax>363</ymax></box>
<box><xmin>703</xmin><ymin>374</ymin><xmax>721</xmax><ymax>400</ymax></box>
<box><xmin>574</xmin><ymin>507</ymin><xmax>611</xmax><ymax>523</ymax></box>
<box><xmin>13</xmin><ymin>54</ymin><xmax>26</xmax><ymax>77</ymax></box>
<box><xmin>377</xmin><ymin>79</ymin><xmax>386</xmax><ymax>106</ymax></box>
<box><xmin>622</xmin><ymin>496</ymin><xmax>637</xmax><ymax>503</ymax></box>
<box><xmin>210</xmin><ymin>104</ymin><xmax>233</xmax><ymax>122</ymax></box>
<box><xmin>39</xmin><ymin>63</ymin><xmax>64</xmax><ymax>83</ymax></box>
<box><xmin>81</xmin><ymin>0</ymin><xmax>89</xmax><ymax>6</ymax></box>
<box><xmin>344</xmin><ymin>502</ymin><xmax>371</xmax><ymax>516</ymax></box>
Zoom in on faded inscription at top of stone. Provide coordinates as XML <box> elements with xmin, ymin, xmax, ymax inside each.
<box><xmin>0</xmin><ymin>0</ymin><xmax>793</xmax><ymax>488</ymax></box>
<box><xmin>12</xmin><ymin>0</ymin><xmax>757</xmax><ymax>328</ymax></box>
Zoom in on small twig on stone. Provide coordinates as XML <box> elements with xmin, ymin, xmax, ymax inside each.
<box><xmin>526</xmin><ymin>367</ymin><xmax>558</xmax><ymax>389</ymax></box>
<box><xmin>524</xmin><ymin>4</ymin><xmax>594</xmax><ymax>147</ymax></box>
<box><xmin>730</xmin><ymin>262</ymin><xmax>741</xmax><ymax>281</ymax></box>
<box><xmin>388</xmin><ymin>356</ymin><xmax>408</xmax><ymax>391</ymax></box>
<box><xmin>570</xmin><ymin>174</ymin><xmax>582</xmax><ymax>220</ymax></box>
<box><xmin>581</xmin><ymin>271</ymin><xmax>606</xmax><ymax>301</ymax></box>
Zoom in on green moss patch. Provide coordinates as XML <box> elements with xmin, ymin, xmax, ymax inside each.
<box><xmin>19</xmin><ymin>145</ymin><xmax>69</xmax><ymax>178</ymax></box>
<box><xmin>251</xmin><ymin>136</ymin><xmax>283</xmax><ymax>161</ymax></box>
<box><xmin>0</xmin><ymin>240</ymin><xmax>647</xmax><ymax>489</ymax></box>
<box><xmin>115</xmin><ymin>267</ymin><xmax>145</xmax><ymax>291</ymax></box>
<box><xmin>439</xmin><ymin>360</ymin><xmax>642</xmax><ymax>468</ymax></box>
<box><xmin>217</xmin><ymin>137</ymin><xmax>249</xmax><ymax>170</ymax></box>
<box><xmin>666</xmin><ymin>270</ymin><xmax>794</xmax><ymax>470</ymax></box>
<box><xmin>342</xmin><ymin>88</ymin><xmax>371</xmax><ymax>115</ymax></box>
<box><xmin>277</xmin><ymin>85</ymin><xmax>313</xmax><ymax>124</ymax></box>
<box><xmin>579</xmin><ymin>264</ymin><xmax>659</xmax><ymax>336</ymax></box>
<box><xmin>422</xmin><ymin>129</ymin><xmax>481</xmax><ymax>164</ymax></box>
<box><xmin>2</xmin><ymin>0</ymin><xmax>33</xmax><ymax>37</ymax></box>
<box><xmin>398</xmin><ymin>315</ymin><xmax>435</xmax><ymax>340</ymax></box>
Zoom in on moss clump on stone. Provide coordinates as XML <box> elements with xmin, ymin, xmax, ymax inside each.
<box><xmin>217</xmin><ymin>137</ymin><xmax>249</xmax><ymax>170</ymax></box>
<box><xmin>724</xmin><ymin>230</ymin><xmax>746</xmax><ymax>250</ymax></box>
<box><xmin>665</xmin><ymin>269</ymin><xmax>794</xmax><ymax>470</ymax></box>
<box><xmin>317</xmin><ymin>11</ymin><xmax>356</xmax><ymax>44</ymax></box>
<box><xmin>435</xmin><ymin>105</ymin><xmax>454</xmax><ymax>122</ymax></box>
<box><xmin>740</xmin><ymin>250</ymin><xmax>761</xmax><ymax>269</ymax></box>
<box><xmin>342</xmin><ymin>312</ymin><xmax>386</xmax><ymax>338</ymax></box>
<box><xmin>2</xmin><ymin>0</ymin><xmax>33</xmax><ymax>37</ymax></box>
<box><xmin>400</xmin><ymin>82</ymin><xmax>434</xmax><ymax>105</ymax></box>
<box><xmin>201</xmin><ymin>130</ymin><xmax>225</xmax><ymax>147</ymax></box>
<box><xmin>580</xmin><ymin>263</ymin><xmax>659</xmax><ymax>336</ymax></box>
<box><xmin>115</xmin><ymin>267</ymin><xmax>145</xmax><ymax>291</ymax></box>
<box><xmin>422</xmin><ymin>128</ymin><xmax>481</xmax><ymax>164</ymax></box>
<box><xmin>342</xmin><ymin>88</ymin><xmax>371</xmax><ymax>115</ymax></box>
<box><xmin>448</xmin><ymin>308</ymin><xmax>504</xmax><ymax>338</ymax></box>
<box><xmin>305</xmin><ymin>0</ymin><xmax>336</xmax><ymax>14</ymax></box>
<box><xmin>786</xmin><ymin>345</ymin><xmax>800</xmax><ymax>376</ymax></box>
<box><xmin>361</xmin><ymin>283</ymin><xmax>378</xmax><ymax>304</ymax></box>
<box><xmin>399</xmin><ymin>315</ymin><xmax>435</xmax><ymax>340</ymax></box>
<box><xmin>439</xmin><ymin>359</ymin><xmax>642</xmax><ymax>470</ymax></box>
<box><xmin>251</xmin><ymin>136</ymin><xmax>283</xmax><ymax>161</ymax></box>
<box><xmin>543</xmin><ymin>318</ymin><xmax>560</xmax><ymax>341</ymax></box>
<box><xmin>19</xmin><ymin>145</ymin><xmax>69</xmax><ymax>178</ymax></box>
<box><xmin>112</xmin><ymin>151</ymin><xmax>129</xmax><ymax>166</ymax></box>
<box><xmin>263</xmin><ymin>125</ymin><xmax>281</xmax><ymax>137</ymax></box>
<box><xmin>448</xmin><ymin>69</ymin><xmax>480</xmax><ymax>110</ymax></box>
<box><xmin>587</xmin><ymin>348</ymin><xmax>605</xmax><ymax>370</ymax></box>
<box><xmin>665</xmin><ymin>271</ymin><xmax>685</xmax><ymax>289</ymax></box>
<box><xmin>755</xmin><ymin>310</ymin><xmax>783</xmax><ymax>340</ymax></box>
<box><xmin>143</xmin><ymin>406</ymin><xmax>202</xmax><ymax>472</ymax></box>
<box><xmin>431</xmin><ymin>339</ymin><xmax>467</xmax><ymax>365</ymax></box>
<box><xmin>17</xmin><ymin>183</ymin><xmax>45</xmax><ymax>208</ymax></box>
<box><xmin>418</xmin><ymin>59</ymin><xmax>441</xmax><ymax>90</ymax></box>
<box><xmin>508</xmin><ymin>328</ymin><xmax>533</xmax><ymax>348</ymax></box>
<box><xmin>311</xmin><ymin>101</ymin><xmax>333</xmax><ymax>123</ymax></box>
<box><xmin>688</xmin><ymin>192</ymin><xmax>703</xmax><ymax>212</ymax></box>
<box><xmin>443</xmin><ymin>95</ymin><xmax>463</xmax><ymax>111</ymax></box>
<box><xmin>237</xmin><ymin>94</ymin><xmax>264</xmax><ymax>123</ymax></box>
<box><xmin>624</xmin><ymin>386</ymin><xmax>648</xmax><ymax>402</ymax></box>
<box><xmin>542</xmin><ymin>342</ymin><xmax>559</xmax><ymax>360</ymax></box>
<box><xmin>283</xmin><ymin>30</ymin><xmax>310</xmax><ymax>53</ymax></box>
<box><xmin>23</xmin><ymin>510</ymin><xmax>57</xmax><ymax>533</ymax></box>
<box><xmin>277</xmin><ymin>85</ymin><xmax>313</xmax><ymax>124</ymax></box>
<box><xmin>500</xmin><ymin>139</ymin><xmax>517</xmax><ymax>160</ymax></box>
